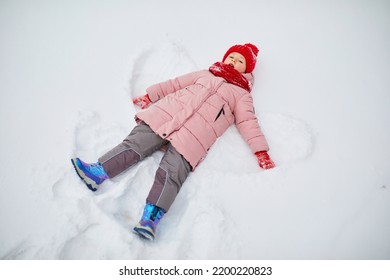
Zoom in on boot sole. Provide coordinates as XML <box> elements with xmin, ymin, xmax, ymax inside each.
<box><xmin>71</xmin><ymin>158</ymin><xmax>98</xmax><ymax>192</ymax></box>
<box><xmin>133</xmin><ymin>226</ymin><xmax>155</xmax><ymax>241</ymax></box>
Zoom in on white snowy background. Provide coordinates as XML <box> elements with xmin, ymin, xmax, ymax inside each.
<box><xmin>0</xmin><ymin>0</ymin><xmax>389</xmax><ymax>260</ymax></box>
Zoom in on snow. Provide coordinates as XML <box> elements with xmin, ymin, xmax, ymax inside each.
<box><xmin>0</xmin><ymin>0</ymin><xmax>389</xmax><ymax>260</ymax></box>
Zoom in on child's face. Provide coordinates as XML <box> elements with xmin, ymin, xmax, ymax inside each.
<box><xmin>223</xmin><ymin>52</ymin><xmax>247</xmax><ymax>73</ymax></box>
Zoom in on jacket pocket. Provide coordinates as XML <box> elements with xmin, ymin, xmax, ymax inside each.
<box><xmin>214</xmin><ymin>105</ymin><xmax>225</xmax><ymax>122</ymax></box>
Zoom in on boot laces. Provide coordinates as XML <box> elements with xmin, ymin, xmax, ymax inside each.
<box><xmin>86</xmin><ymin>163</ymin><xmax>106</xmax><ymax>177</ymax></box>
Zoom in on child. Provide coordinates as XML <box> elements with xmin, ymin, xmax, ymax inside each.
<box><xmin>71</xmin><ymin>43</ymin><xmax>275</xmax><ymax>241</ymax></box>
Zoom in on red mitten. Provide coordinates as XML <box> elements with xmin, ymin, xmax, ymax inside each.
<box><xmin>255</xmin><ymin>151</ymin><xmax>276</xmax><ymax>170</ymax></box>
<box><xmin>132</xmin><ymin>94</ymin><xmax>152</xmax><ymax>109</ymax></box>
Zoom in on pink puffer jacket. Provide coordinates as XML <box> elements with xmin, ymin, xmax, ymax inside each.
<box><xmin>136</xmin><ymin>70</ymin><xmax>269</xmax><ymax>169</ymax></box>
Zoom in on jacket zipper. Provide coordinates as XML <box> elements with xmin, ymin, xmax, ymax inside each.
<box><xmin>163</xmin><ymin>80</ymin><xmax>225</xmax><ymax>139</ymax></box>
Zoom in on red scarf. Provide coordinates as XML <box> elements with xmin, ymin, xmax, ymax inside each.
<box><xmin>209</xmin><ymin>62</ymin><xmax>251</xmax><ymax>92</ymax></box>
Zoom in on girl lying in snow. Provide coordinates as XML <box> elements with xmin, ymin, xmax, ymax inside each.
<box><xmin>71</xmin><ymin>43</ymin><xmax>275</xmax><ymax>240</ymax></box>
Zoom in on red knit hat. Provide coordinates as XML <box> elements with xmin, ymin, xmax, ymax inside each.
<box><xmin>222</xmin><ymin>43</ymin><xmax>259</xmax><ymax>73</ymax></box>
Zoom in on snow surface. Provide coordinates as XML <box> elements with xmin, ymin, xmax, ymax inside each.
<box><xmin>0</xmin><ymin>0</ymin><xmax>389</xmax><ymax>260</ymax></box>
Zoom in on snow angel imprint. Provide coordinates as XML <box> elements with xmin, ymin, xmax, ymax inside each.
<box><xmin>71</xmin><ymin>43</ymin><xmax>275</xmax><ymax>241</ymax></box>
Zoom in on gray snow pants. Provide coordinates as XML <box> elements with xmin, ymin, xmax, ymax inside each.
<box><xmin>98</xmin><ymin>122</ymin><xmax>191</xmax><ymax>212</ymax></box>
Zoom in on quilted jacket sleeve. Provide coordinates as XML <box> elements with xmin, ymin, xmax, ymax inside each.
<box><xmin>234</xmin><ymin>93</ymin><xmax>269</xmax><ymax>153</ymax></box>
<box><xmin>146</xmin><ymin>71</ymin><xmax>204</xmax><ymax>102</ymax></box>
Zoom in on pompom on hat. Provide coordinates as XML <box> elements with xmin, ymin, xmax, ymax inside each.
<box><xmin>222</xmin><ymin>43</ymin><xmax>259</xmax><ymax>73</ymax></box>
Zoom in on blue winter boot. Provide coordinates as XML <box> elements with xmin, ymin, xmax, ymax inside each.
<box><xmin>71</xmin><ymin>158</ymin><xmax>109</xmax><ymax>191</ymax></box>
<box><xmin>133</xmin><ymin>203</ymin><xmax>165</xmax><ymax>241</ymax></box>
